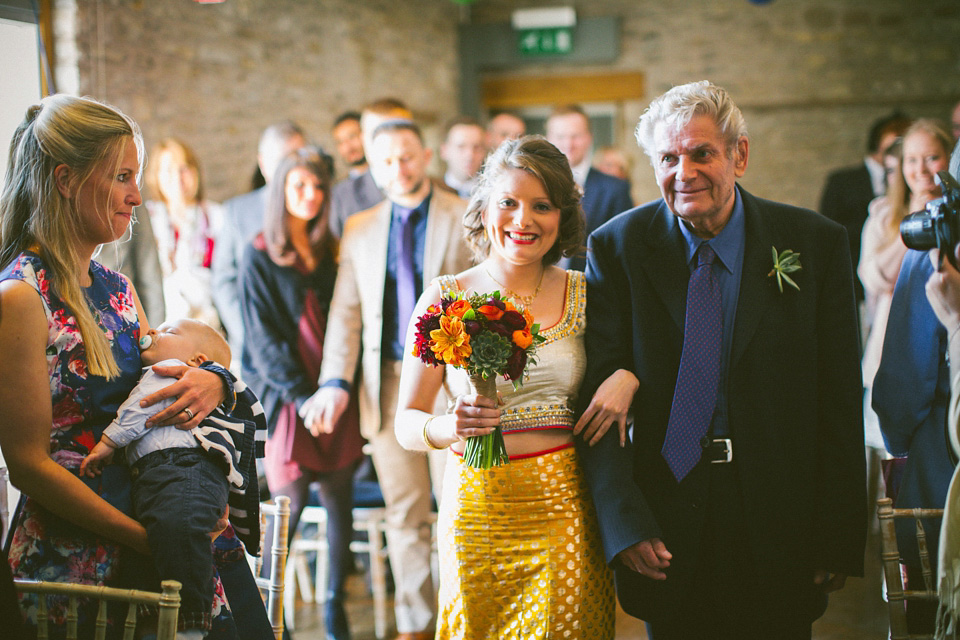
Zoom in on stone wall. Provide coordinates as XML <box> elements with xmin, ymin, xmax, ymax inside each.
<box><xmin>59</xmin><ymin>0</ymin><xmax>461</xmax><ymax>201</ymax></box>
<box><xmin>470</xmin><ymin>0</ymin><xmax>960</xmax><ymax>209</ymax></box>
<box><xmin>56</xmin><ymin>0</ymin><xmax>959</xmax><ymax>210</ymax></box>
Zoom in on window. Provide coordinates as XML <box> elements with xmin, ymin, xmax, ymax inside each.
<box><xmin>0</xmin><ymin>12</ymin><xmax>43</xmax><ymax>179</ymax></box>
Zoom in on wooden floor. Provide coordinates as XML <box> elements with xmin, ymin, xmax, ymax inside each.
<box><xmin>286</xmin><ymin>521</ymin><xmax>890</xmax><ymax>639</ymax></box>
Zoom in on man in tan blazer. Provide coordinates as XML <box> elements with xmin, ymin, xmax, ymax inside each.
<box><xmin>303</xmin><ymin>119</ymin><xmax>472</xmax><ymax>640</ymax></box>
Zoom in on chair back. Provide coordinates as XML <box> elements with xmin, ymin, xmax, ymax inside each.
<box><xmin>0</xmin><ymin>465</ymin><xmax>10</xmax><ymax>542</ymax></box>
<box><xmin>249</xmin><ymin>496</ymin><xmax>290</xmax><ymax>640</ymax></box>
<box><xmin>878</xmin><ymin>497</ymin><xmax>944</xmax><ymax>640</ymax></box>
<box><xmin>13</xmin><ymin>578</ymin><xmax>181</xmax><ymax>640</ymax></box>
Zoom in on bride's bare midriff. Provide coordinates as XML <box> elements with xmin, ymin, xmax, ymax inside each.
<box><xmin>450</xmin><ymin>427</ymin><xmax>573</xmax><ymax>458</ymax></box>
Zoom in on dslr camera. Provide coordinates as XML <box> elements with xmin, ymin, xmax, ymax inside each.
<box><xmin>900</xmin><ymin>170</ymin><xmax>960</xmax><ymax>267</ymax></box>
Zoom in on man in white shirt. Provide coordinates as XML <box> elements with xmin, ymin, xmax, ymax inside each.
<box><xmin>818</xmin><ymin>112</ymin><xmax>911</xmax><ymax>302</ymax></box>
<box><xmin>485</xmin><ymin>111</ymin><xmax>526</xmax><ymax>152</ymax></box>
<box><xmin>439</xmin><ymin>116</ymin><xmax>486</xmax><ymax>200</ymax></box>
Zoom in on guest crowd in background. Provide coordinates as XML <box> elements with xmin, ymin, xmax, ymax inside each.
<box><xmin>3</xmin><ymin>76</ymin><xmax>960</xmax><ymax>640</ymax></box>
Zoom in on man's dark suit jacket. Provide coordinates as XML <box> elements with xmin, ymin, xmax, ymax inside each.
<box><xmin>577</xmin><ymin>186</ymin><xmax>866</xmax><ymax>624</ymax></box>
<box><xmin>873</xmin><ymin>249</ymin><xmax>952</xmax><ymax>568</ymax></box>
<box><xmin>330</xmin><ymin>170</ymin><xmax>384</xmax><ymax>239</ymax></box>
<box><xmin>819</xmin><ymin>163</ymin><xmax>875</xmax><ymax>301</ymax></box>
<box><xmin>566</xmin><ymin>167</ymin><xmax>633</xmax><ymax>271</ymax></box>
<box><xmin>211</xmin><ymin>186</ymin><xmax>268</xmax><ymax>351</ymax></box>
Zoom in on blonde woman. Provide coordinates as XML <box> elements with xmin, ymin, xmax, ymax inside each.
<box><xmin>145</xmin><ymin>137</ymin><xmax>223</xmax><ymax>327</ymax></box>
<box><xmin>0</xmin><ymin>95</ymin><xmax>239</xmax><ymax>637</ymax></box>
<box><xmin>860</xmin><ymin>120</ymin><xmax>954</xmax><ymax>454</ymax></box>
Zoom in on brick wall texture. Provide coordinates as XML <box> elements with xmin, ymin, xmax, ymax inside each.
<box><xmin>61</xmin><ymin>0</ymin><xmax>959</xmax><ymax>211</ymax></box>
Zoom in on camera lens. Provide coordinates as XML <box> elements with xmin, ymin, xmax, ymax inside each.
<box><xmin>900</xmin><ymin>210</ymin><xmax>938</xmax><ymax>251</ymax></box>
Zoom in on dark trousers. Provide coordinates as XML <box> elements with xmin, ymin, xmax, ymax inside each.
<box><xmin>264</xmin><ymin>461</ymin><xmax>357</xmax><ymax>597</ymax></box>
<box><xmin>647</xmin><ymin>464</ymin><xmax>822</xmax><ymax>640</ymax></box>
<box><xmin>131</xmin><ymin>447</ymin><xmax>229</xmax><ymax>630</ymax></box>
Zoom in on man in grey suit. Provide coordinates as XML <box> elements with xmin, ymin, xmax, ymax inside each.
<box><xmin>210</xmin><ymin>121</ymin><xmax>305</xmax><ymax>362</ymax></box>
<box><xmin>329</xmin><ymin>110</ymin><xmax>378</xmax><ymax>239</ymax></box>
<box><xmin>328</xmin><ymin>99</ymin><xmax>412</xmax><ymax>239</ymax></box>
<box><xmin>303</xmin><ymin>120</ymin><xmax>472</xmax><ymax>640</ymax></box>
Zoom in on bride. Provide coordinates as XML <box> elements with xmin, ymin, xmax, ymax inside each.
<box><xmin>394</xmin><ymin>135</ymin><xmax>637</xmax><ymax>639</ymax></box>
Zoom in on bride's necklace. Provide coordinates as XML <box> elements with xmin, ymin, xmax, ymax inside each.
<box><xmin>484</xmin><ymin>265</ymin><xmax>544</xmax><ymax>309</ymax></box>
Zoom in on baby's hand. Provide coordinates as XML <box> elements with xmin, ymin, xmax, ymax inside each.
<box><xmin>79</xmin><ymin>441</ymin><xmax>116</xmax><ymax>478</ymax></box>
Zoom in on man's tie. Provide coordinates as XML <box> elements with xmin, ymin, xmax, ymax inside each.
<box><xmin>396</xmin><ymin>206</ymin><xmax>419</xmax><ymax>342</ymax></box>
<box><xmin>661</xmin><ymin>243</ymin><xmax>722</xmax><ymax>482</ymax></box>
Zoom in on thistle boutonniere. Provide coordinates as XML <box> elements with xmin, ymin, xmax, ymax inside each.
<box><xmin>768</xmin><ymin>246</ymin><xmax>801</xmax><ymax>293</ymax></box>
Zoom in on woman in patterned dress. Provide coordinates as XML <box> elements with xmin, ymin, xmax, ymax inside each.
<box><xmin>394</xmin><ymin>136</ymin><xmax>638</xmax><ymax>639</ymax></box>
<box><xmin>0</xmin><ymin>95</ymin><xmax>237</xmax><ymax>637</ymax></box>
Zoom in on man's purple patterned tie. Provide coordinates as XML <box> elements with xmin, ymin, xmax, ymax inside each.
<box><xmin>661</xmin><ymin>243</ymin><xmax>722</xmax><ymax>482</ymax></box>
<box><xmin>396</xmin><ymin>206</ymin><xmax>418</xmax><ymax>341</ymax></box>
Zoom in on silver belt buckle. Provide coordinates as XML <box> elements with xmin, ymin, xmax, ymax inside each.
<box><xmin>711</xmin><ymin>438</ymin><xmax>733</xmax><ymax>463</ymax></box>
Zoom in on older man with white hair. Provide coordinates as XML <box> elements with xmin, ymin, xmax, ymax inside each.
<box><xmin>577</xmin><ymin>80</ymin><xmax>866</xmax><ymax>639</ymax></box>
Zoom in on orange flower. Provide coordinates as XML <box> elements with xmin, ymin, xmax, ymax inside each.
<box><xmin>503</xmin><ymin>300</ymin><xmax>518</xmax><ymax>313</ymax></box>
<box><xmin>522</xmin><ymin>308</ymin><xmax>534</xmax><ymax>329</ymax></box>
<box><xmin>477</xmin><ymin>305</ymin><xmax>504</xmax><ymax>321</ymax></box>
<box><xmin>446</xmin><ymin>299</ymin><xmax>471</xmax><ymax>318</ymax></box>
<box><xmin>512</xmin><ymin>328</ymin><xmax>533</xmax><ymax>349</ymax></box>
<box><xmin>430</xmin><ymin>315</ymin><xmax>472</xmax><ymax>366</ymax></box>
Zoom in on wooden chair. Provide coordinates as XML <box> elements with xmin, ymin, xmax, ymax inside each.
<box><xmin>287</xmin><ymin>504</ymin><xmax>391</xmax><ymax>638</ymax></box>
<box><xmin>287</xmin><ymin>506</ymin><xmax>440</xmax><ymax>640</ymax></box>
<box><xmin>248</xmin><ymin>495</ymin><xmax>290</xmax><ymax>640</ymax></box>
<box><xmin>13</xmin><ymin>578</ymin><xmax>181</xmax><ymax>640</ymax></box>
<box><xmin>0</xmin><ymin>465</ymin><xmax>10</xmax><ymax>543</ymax></box>
<box><xmin>877</xmin><ymin>497</ymin><xmax>944</xmax><ymax>640</ymax></box>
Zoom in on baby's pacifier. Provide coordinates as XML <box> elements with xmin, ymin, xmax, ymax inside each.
<box><xmin>138</xmin><ymin>334</ymin><xmax>153</xmax><ymax>351</ymax></box>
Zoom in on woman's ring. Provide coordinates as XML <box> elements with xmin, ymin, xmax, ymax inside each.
<box><xmin>183</xmin><ymin>407</ymin><xmax>195</xmax><ymax>420</ymax></box>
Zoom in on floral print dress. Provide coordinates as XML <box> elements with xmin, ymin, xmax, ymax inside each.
<box><xmin>1</xmin><ymin>252</ymin><xmax>232</xmax><ymax>635</ymax></box>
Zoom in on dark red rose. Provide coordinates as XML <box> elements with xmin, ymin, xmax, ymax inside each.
<box><xmin>500</xmin><ymin>310</ymin><xmax>526</xmax><ymax>331</ymax></box>
<box><xmin>505</xmin><ymin>348</ymin><xmax>527</xmax><ymax>381</ymax></box>
<box><xmin>486</xmin><ymin>297</ymin><xmax>506</xmax><ymax>311</ymax></box>
<box><xmin>463</xmin><ymin>320</ymin><xmax>482</xmax><ymax>335</ymax></box>
<box><xmin>488</xmin><ymin>321</ymin><xmax>511</xmax><ymax>337</ymax></box>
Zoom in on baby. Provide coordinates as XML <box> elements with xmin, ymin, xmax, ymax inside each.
<box><xmin>81</xmin><ymin>318</ymin><xmax>260</xmax><ymax>637</ymax></box>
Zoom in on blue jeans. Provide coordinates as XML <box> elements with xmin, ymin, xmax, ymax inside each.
<box><xmin>131</xmin><ymin>447</ymin><xmax>229</xmax><ymax>631</ymax></box>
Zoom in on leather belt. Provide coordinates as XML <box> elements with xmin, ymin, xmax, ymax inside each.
<box><xmin>700</xmin><ymin>437</ymin><xmax>733</xmax><ymax>464</ymax></box>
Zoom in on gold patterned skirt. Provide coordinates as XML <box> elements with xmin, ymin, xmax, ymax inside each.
<box><xmin>436</xmin><ymin>445</ymin><xmax>615</xmax><ymax>639</ymax></box>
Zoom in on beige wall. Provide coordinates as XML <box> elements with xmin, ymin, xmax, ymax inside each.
<box><xmin>56</xmin><ymin>0</ymin><xmax>958</xmax><ymax>211</ymax></box>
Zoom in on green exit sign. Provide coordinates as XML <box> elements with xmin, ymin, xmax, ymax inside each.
<box><xmin>517</xmin><ymin>27</ymin><xmax>574</xmax><ymax>56</ymax></box>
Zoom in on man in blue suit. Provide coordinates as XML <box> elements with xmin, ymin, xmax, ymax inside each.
<box><xmin>873</xmin><ymin>248</ymin><xmax>953</xmax><ymax>633</ymax></box>
<box><xmin>546</xmin><ymin>104</ymin><xmax>633</xmax><ymax>271</ymax></box>
<box><xmin>577</xmin><ymin>81</ymin><xmax>866</xmax><ymax>639</ymax></box>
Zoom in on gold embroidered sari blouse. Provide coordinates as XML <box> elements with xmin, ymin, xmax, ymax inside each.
<box><xmin>437</xmin><ymin>270</ymin><xmax>586</xmax><ymax>434</ymax></box>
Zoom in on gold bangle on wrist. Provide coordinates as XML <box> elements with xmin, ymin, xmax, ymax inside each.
<box><xmin>423</xmin><ymin>415</ymin><xmax>445</xmax><ymax>450</ymax></box>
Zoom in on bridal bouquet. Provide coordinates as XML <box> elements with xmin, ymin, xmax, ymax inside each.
<box><xmin>412</xmin><ymin>291</ymin><xmax>545</xmax><ymax>468</ymax></box>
